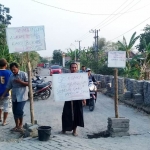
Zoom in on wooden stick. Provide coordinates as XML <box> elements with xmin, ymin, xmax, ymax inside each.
<box><xmin>71</xmin><ymin>101</ymin><xmax>74</xmax><ymax>121</ymax></box>
<box><xmin>114</xmin><ymin>68</ymin><xmax>119</xmax><ymax>118</ymax></box>
<box><xmin>26</xmin><ymin>52</ymin><xmax>35</xmax><ymax>124</ymax></box>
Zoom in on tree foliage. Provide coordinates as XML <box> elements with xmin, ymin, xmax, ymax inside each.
<box><xmin>136</xmin><ymin>24</ymin><xmax>150</xmax><ymax>52</ymax></box>
<box><xmin>52</xmin><ymin>50</ymin><xmax>62</xmax><ymax>65</ymax></box>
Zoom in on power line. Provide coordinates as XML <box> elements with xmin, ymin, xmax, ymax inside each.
<box><xmin>100</xmin><ymin>0</ymin><xmax>141</xmax><ymax>29</ymax></box>
<box><xmin>31</xmin><ymin>0</ymin><xmax>148</xmax><ymax>16</ymax></box>
<box><xmin>78</xmin><ymin>0</ymin><xmax>129</xmax><ymax>40</ymax></box>
<box><xmin>94</xmin><ymin>0</ymin><xmax>135</xmax><ymax>30</ymax></box>
<box><xmin>80</xmin><ymin>0</ymin><xmax>136</xmax><ymax>40</ymax></box>
<box><xmin>80</xmin><ymin>0</ymin><xmax>141</xmax><ymax>41</ymax></box>
<box><xmin>109</xmin><ymin>16</ymin><xmax>150</xmax><ymax>41</ymax></box>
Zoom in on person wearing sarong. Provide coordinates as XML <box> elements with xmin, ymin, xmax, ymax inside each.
<box><xmin>61</xmin><ymin>62</ymin><xmax>86</xmax><ymax>136</ymax></box>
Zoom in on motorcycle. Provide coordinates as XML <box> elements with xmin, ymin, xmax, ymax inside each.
<box><xmin>31</xmin><ymin>81</ymin><xmax>52</xmax><ymax>100</ymax></box>
<box><xmin>86</xmin><ymin>81</ymin><xmax>97</xmax><ymax>111</ymax></box>
<box><xmin>32</xmin><ymin>76</ymin><xmax>46</xmax><ymax>84</ymax></box>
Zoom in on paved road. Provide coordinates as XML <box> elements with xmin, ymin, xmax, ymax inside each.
<box><xmin>0</xmin><ymin>68</ymin><xmax>150</xmax><ymax>150</ymax></box>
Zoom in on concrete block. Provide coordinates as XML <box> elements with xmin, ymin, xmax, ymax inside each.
<box><xmin>108</xmin><ymin>117</ymin><xmax>130</xmax><ymax>123</ymax></box>
<box><xmin>109</xmin><ymin>127</ymin><xmax>129</xmax><ymax>132</ymax></box>
<box><xmin>108</xmin><ymin>123</ymin><xmax>129</xmax><ymax>128</ymax></box>
<box><xmin>107</xmin><ymin>117</ymin><xmax>130</xmax><ymax>137</ymax></box>
<box><xmin>28</xmin><ymin>124</ymin><xmax>39</xmax><ymax>132</ymax></box>
<box><xmin>24</xmin><ymin>122</ymin><xmax>33</xmax><ymax>129</ymax></box>
<box><xmin>23</xmin><ymin>130</ymin><xmax>30</xmax><ymax>138</ymax></box>
<box><xmin>110</xmin><ymin>132</ymin><xmax>129</xmax><ymax>137</ymax></box>
<box><xmin>30</xmin><ymin>130</ymin><xmax>38</xmax><ymax>138</ymax></box>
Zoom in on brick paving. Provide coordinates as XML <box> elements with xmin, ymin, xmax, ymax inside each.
<box><xmin>0</xmin><ymin>68</ymin><xmax>150</xmax><ymax>150</ymax></box>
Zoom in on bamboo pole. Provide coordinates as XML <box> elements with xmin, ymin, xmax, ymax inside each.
<box><xmin>26</xmin><ymin>52</ymin><xmax>35</xmax><ymax>124</ymax></box>
<box><xmin>114</xmin><ymin>68</ymin><xmax>119</xmax><ymax>118</ymax></box>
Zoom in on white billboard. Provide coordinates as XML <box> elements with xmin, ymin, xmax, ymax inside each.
<box><xmin>108</xmin><ymin>51</ymin><xmax>126</xmax><ymax>68</ymax></box>
<box><xmin>53</xmin><ymin>73</ymin><xmax>90</xmax><ymax>102</ymax></box>
<box><xmin>6</xmin><ymin>26</ymin><xmax>46</xmax><ymax>53</ymax></box>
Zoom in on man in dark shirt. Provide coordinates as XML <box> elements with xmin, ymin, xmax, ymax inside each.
<box><xmin>0</xmin><ymin>59</ymin><xmax>12</xmax><ymax>126</ymax></box>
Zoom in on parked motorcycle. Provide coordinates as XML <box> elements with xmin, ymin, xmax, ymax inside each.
<box><xmin>32</xmin><ymin>76</ymin><xmax>46</xmax><ymax>84</ymax></box>
<box><xmin>86</xmin><ymin>81</ymin><xmax>97</xmax><ymax>111</ymax></box>
<box><xmin>31</xmin><ymin>81</ymin><xmax>52</xmax><ymax>100</ymax></box>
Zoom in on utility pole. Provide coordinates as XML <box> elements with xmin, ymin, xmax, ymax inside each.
<box><xmin>75</xmin><ymin>40</ymin><xmax>81</xmax><ymax>51</ymax></box>
<box><xmin>96</xmin><ymin>29</ymin><xmax>100</xmax><ymax>62</ymax></box>
<box><xmin>89</xmin><ymin>29</ymin><xmax>100</xmax><ymax>73</ymax></box>
<box><xmin>89</xmin><ymin>29</ymin><xmax>97</xmax><ymax>58</ymax></box>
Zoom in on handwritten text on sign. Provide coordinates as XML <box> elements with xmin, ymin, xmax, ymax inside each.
<box><xmin>108</xmin><ymin>51</ymin><xmax>126</xmax><ymax>68</ymax></box>
<box><xmin>6</xmin><ymin>26</ymin><xmax>46</xmax><ymax>53</ymax></box>
<box><xmin>53</xmin><ymin>73</ymin><xmax>90</xmax><ymax>102</ymax></box>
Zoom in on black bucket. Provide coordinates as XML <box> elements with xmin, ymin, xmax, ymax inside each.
<box><xmin>38</xmin><ymin>126</ymin><xmax>51</xmax><ymax>141</ymax></box>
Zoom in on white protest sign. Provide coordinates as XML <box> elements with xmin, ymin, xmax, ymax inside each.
<box><xmin>53</xmin><ymin>73</ymin><xmax>90</xmax><ymax>101</ymax></box>
<box><xmin>108</xmin><ymin>51</ymin><xmax>126</xmax><ymax>68</ymax></box>
<box><xmin>6</xmin><ymin>26</ymin><xmax>46</xmax><ymax>53</ymax></box>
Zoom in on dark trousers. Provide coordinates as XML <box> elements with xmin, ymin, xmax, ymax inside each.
<box><xmin>12</xmin><ymin>101</ymin><xmax>26</xmax><ymax>119</ymax></box>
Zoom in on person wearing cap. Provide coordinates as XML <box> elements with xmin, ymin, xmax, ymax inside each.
<box><xmin>86</xmin><ymin>68</ymin><xmax>97</xmax><ymax>83</ymax></box>
<box><xmin>86</xmin><ymin>68</ymin><xmax>97</xmax><ymax>102</ymax></box>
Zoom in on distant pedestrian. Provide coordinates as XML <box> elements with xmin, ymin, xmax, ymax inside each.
<box><xmin>80</xmin><ymin>65</ymin><xmax>86</xmax><ymax>73</ymax></box>
<box><xmin>61</xmin><ymin>62</ymin><xmax>86</xmax><ymax>136</ymax></box>
<box><xmin>0</xmin><ymin>63</ymin><xmax>28</xmax><ymax>132</ymax></box>
<box><xmin>0</xmin><ymin>58</ymin><xmax>12</xmax><ymax>126</ymax></box>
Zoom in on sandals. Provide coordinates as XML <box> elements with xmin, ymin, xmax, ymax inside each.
<box><xmin>10</xmin><ymin>127</ymin><xmax>24</xmax><ymax>132</ymax></box>
<box><xmin>15</xmin><ymin>128</ymin><xmax>24</xmax><ymax>132</ymax></box>
<box><xmin>10</xmin><ymin>127</ymin><xmax>18</xmax><ymax>131</ymax></box>
<box><xmin>2</xmin><ymin>122</ymin><xmax>9</xmax><ymax>126</ymax></box>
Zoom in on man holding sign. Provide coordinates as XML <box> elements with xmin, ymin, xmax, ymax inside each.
<box><xmin>61</xmin><ymin>63</ymin><xmax>86</xmax><ymax>136</ymax></box>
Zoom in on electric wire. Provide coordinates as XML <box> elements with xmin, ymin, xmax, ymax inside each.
<box><xmin>81</xmin><ymin>0</ymin><xmax>141</xmax><ymax>41</ymax></box>
<box><xmin>109</xmin><ymin>16</ymin><xmax>150</xmax><ymax>41</ymax></box>
<box><xmin>100</xmin><ymin>0</ymin><xmax>141</xmax><ymax>29</ymax></box>
<box><xmin>31</xmin><ymin>0</ymin><xmax>149</xmax><ymax>16</ymax></box>
<box><xmin>78</xmin><ymin>0</ymin><xmax>129</xmax><ymax>40</ymax></box>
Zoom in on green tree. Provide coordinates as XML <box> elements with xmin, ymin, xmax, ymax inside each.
<box><xmin>118</xmin><ymin>32</ymin><xmax>139</xmax><ymax>77</ymax></box>
<box><xmin>136</xmin><ymin>24</ymin><xmax>150</xmax><ymax>52</ymax></box>
<box><xmin>52</xmin><ymin>50</ymin><xmax>62</xmax><ymax>65</ymax></box>
<box><xmin>67</xmin><ymin>48</ymin><xmax>80</xmax><ymax>62</ymax></box>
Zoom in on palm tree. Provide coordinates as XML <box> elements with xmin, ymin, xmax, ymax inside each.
<box><xmin>118</xmin><ymin>32</ymin><xmax>139</xmax><ymax>60</ymax></box>
<box><xmin>118</xmin><ymin>32</ymin><xmax>139</xmax><ymax>76</ymax></box>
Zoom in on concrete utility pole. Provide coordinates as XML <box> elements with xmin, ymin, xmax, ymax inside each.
<box><xmin>89</xmin><ymin>29</ymin><xmax>100</xmax><ymax>60</ymax></box>
<box><xmin>75</xmin><ymin>40</ymin><xmax>81</xmax><ymax>51</ymax></box>
<box><xmin>89</xmin><ymin>29</ymin><xmax>97</xmax><ymax>58</ymax></box>
<box><xmin>96</xmin><ymin>29</ymin><xmax>100</xmax><ymax>62</ymax></box>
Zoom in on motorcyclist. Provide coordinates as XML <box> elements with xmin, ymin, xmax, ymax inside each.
<box><xmin>86</xmin><ymin>68</ymin><xmax>97</xmax><ymax>82</ymax></box>
<box><xmin>86</xmin><ymin>68</ymin><xmax>97</xmax><ymax>100</ymax></box>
